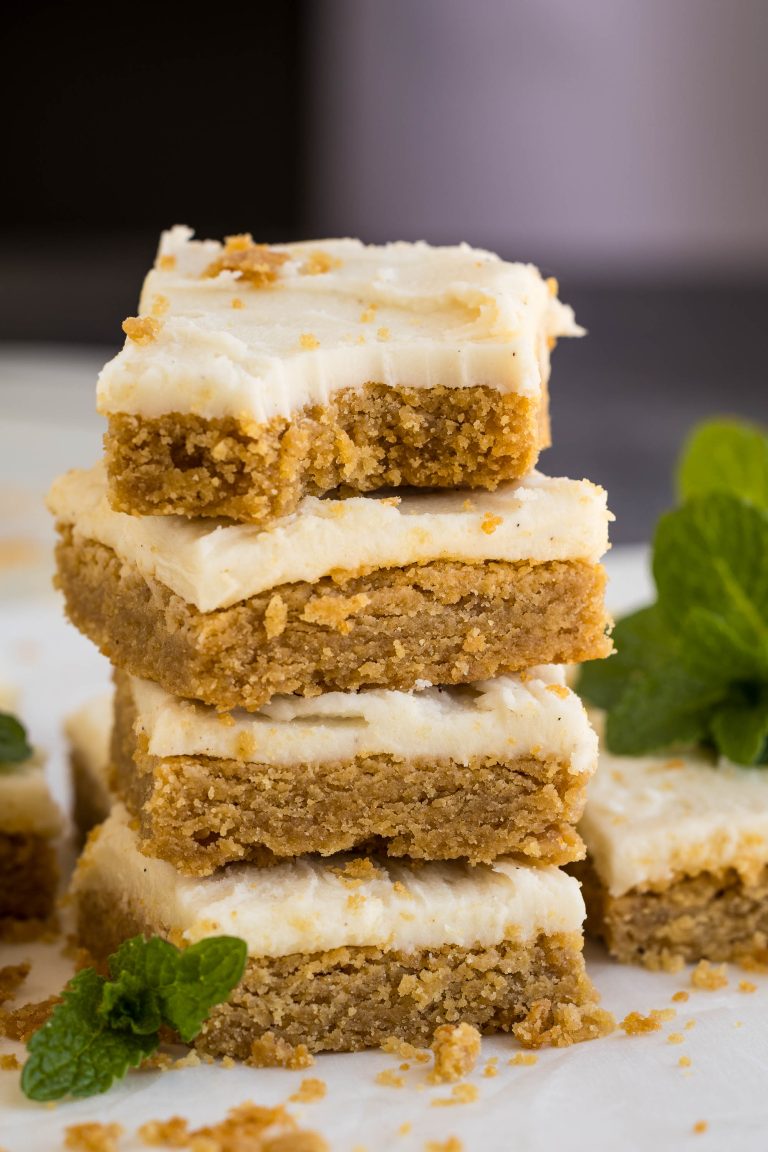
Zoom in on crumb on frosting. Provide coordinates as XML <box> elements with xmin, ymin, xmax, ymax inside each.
<box><xmin>299</xmin><ymin>333</ymin><xmax>320</xmax><ymax>350</ymax></box>
<box><xmin>546</xmin><ymin>683</ymin><xmax>571</xmax><ymax>700</ymax></box>
<box><xmin>204</xmin><ymin>234</ymin><xmax>289</xmax><ymax>286</ymax></box>
<box><xmin>158</xmin><ymin>254</ymin><xmax>176</xmax><ymax>271</ymax></box>
<box><xmin>150</xmin><ymin>293</ymin><xmax>169</xmax><ymax>317</ymax></box>
<box><xmin>122</xmin><ymin>315</ymin><xmax>161</xmax><ymax>344</ymax></box>
<box><xmin>429</xmin><ymin>1023</ymin><xmax>481</xmax><ymax>1084</ymax></box>
<box><xmin>480</xmin><ymin>513</ymin><xmax>503</xmax><ymax>535</ymax></box>
<box><xmin>301</xmin><ymin>250</ymin><xmax>341</xmax><ymax>276</ymax></box>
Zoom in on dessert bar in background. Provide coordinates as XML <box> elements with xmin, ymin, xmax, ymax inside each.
<box><xmin>65</xmin><ymin>693</ymin><xmax>113</xmax><ymax>840</ymax></box>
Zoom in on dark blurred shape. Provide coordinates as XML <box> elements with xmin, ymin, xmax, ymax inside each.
<box><xmin>0</xmin><ymin>0</ymin><xmax>306</xmax><ymax>334</ymax></box>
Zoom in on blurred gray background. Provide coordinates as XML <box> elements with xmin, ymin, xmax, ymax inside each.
<box><xmin>1</xmin><ymin>0</ymin><xmax>766</xmax><ymax>542</ymax></box>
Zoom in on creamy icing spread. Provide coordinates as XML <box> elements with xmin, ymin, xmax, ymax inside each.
<box><xmin>48</xmin><ymin>463</ymin><xmax>610</xmax><ymax>613</ymax></box>
<box><xmin>75</xmin><ymin>805</ymin><xmax>585</xmax><ymax>956</ymax></box>
<box><xmin>0</xmin><ymin>686</ymin><xmax>61</xmax><ymax>836</ymax></box>
<box><xmin>96</xmin><ymin>228</ymin><xmax>582</xmax><ymax>423</ymax></box>
<box><xmin>129</xmin><ymin>667</ymin><xmax>598</xmax><ymax>772</ymax></box>
<box><xmin>581</xmin><ymin>713</ymin><xmax>768</xmax><ymax>896</ymax></box>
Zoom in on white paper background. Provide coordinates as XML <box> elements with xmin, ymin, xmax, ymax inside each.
<box><xmin>1</xmin><ymin>349</ymin><xmax>766</xmax><ymax>1151</ymax></box>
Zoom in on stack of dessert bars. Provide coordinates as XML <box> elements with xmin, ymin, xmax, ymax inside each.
<box><xmin>51</xmin><ymin>229</ymin><xmax>613</xmax><ymax>1058</ymax></box>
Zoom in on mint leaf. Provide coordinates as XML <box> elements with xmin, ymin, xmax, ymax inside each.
<box><xmin>578</xmin><ymin>606</ymin><xmax>677</xmax><ymax>710</ymax></box>
<box><xmin>604</xmin><ymin>668</ymin><xmax>720</xmax><ymax>756</ymax></box>
<box><xmin>160</xmin><ymin>937</ymin><xmax>247</xmax><ymax>1043</ymax></box>
<box><xmin>653</xmin><ymin>495</ymin><xmax>768</xmax><ymax>678</ymax></box>
<box><xmin>677</xmin><ymin>419</ymin><xmax>768</xmax><ymax>508</ymax></box>
<box><xmin>22</xmin><ymin>934</ymin><xmax>247</xmax><ymax>1101</ymax></box>
<box><xmin>22</xmin><ymin>968</ymin><xmax>157</xmax><ymax>1102</ymax></box>
<box><xmin>0</xmin><ymin>712</ymin><xmax>32</xmax><ymax>766</ymax></box>
<box><xmin>710</xmin><ymin>688</ymin><xmax>768</xmax><ymax>766</ymax></box>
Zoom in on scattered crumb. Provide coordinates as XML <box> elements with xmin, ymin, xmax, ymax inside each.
<box><xmin>546</xmin><ymin>683</ymin><xmax>571</xmax><ymax>700</ymax></box>
<box><xmin>482</xmin><ymin>1063</ymin><xmax>499</xmax><ymax>1078</ymax></box>
<box><xmin>739</xmin><ymin>980</ymin><xmax>757</xmax><ymax>994</ymax></box>
<box><xmin>671</xmin><ymin>991</ymin><xmax>689</xmax><ymax>1003</ymax></box>
<box><xmin>289</xmin><ymin>1078</ymin><xmax>327</xmax><ymax>1104</ymax></box>
<box><xmin>376</xmin><ymin>1068</ymin><xmax>406</xmax><ymax>1088</ymax></box>
<box><xmin>359</xmin><ymin>305</ymin><xmax>377</xmax><ymax>323</ymax></box>
<box><xmin>221</xmin><ymin>1056</ymin><xmax>236</xmax><ymax>1069</ymax></box>
<box><xmin>667</xmin><ymin>1033</ymin><xmax>684</xmax><ymax>1045</ymax></box>
<box><xmin>431</xmin><ymin>1083</ymin><xmax>479</xmax><ymax>1107</ymax></box>
<box><xmin>398</xmin><ymin>1122</ymin><xmax>412</xmax><ymax>1136</ymax></box>
<box><xmin>429</xmin><ymin>1022</ymin><xmax>481</xmax><ymax>1084</ymax></box>
<box><xmin>0</xmin><ymin>916</ymin><xmax>60</xmax><ymax>944</ymax></box>
<box><xmin>158</xmin><ymin>254</ymin><xmax>176</xmax><ymax>271</ymax></box>
<box><xmin>346</xmin><ymin>892</ymin><xmax>366</xmax><ymax>911</ymax></box>
<box><xmin>508</xmin><ymin>1052</ymin><xmax>538</xmax><ymax>1066</ymax></box>
<box><xmin>141</xmin><ymin>1101</ymin><xmax>328</xmax><ymax>1151</ymax></box>
<box><xmin>204</xmin><ymin>235</ymin><xmax>288</xmax><ymax>286</ymax></box>
<box><xmin>301</xmin><ymin>250</ymin><xmax>341</xmax><ymax>276</ymax></box>
<box><xmin>0</xmin><ymin>996</ymin><xmax>59</xmax><ymax>1043</ymax></box>
<box><xmin>172</xmin><ymin>1050</ymin><xmax>203</xmax><ymax>1070</ymax></box>
<box><xmin>679</xmin><ymin>1055</ymin><xmax>692</xmax><ymax>1068</ymax></box>
<box><xmin>619</xmin><ymin>1009</ymin><xmax>675</xmax><ymax>1036</ymax></box>
<box><xmin>150</xmin><ymin>293</ymin><xmax>169</xmax><ymax>317</ymax></box>
<box><xmin>425</xmin><ymin>1140</ymin><xmax>463</xmax><ymax>1152</ymax></box>
<box><xmin>0</xmin><ymin>963</ymin><xmax>30</xmax><ymax>1006</ymax></box>
<box><xmin>546</xmin><ymin>276</ymin><xmax>559</xmax><ymax>296</ymax></box>
<box><xmin>377</xmin><ymin>327</ymin><xmax>390</xmax><ymax>340</ymax></box>
<box><xmin>480</xmin><ymin>513</ymin><xmax>503</xmax><ymax>535</ymax></box>
<box><xmin>691</xmin><ymin>961</ymin><xmax>728</xmax><ymax>991</ymax></box>
<box><xmin>685</xmin><ymin>1020</ymin><xmax>696</xmax><ymax>1031</ymax></box>
<box><xmin>380</xmin><ymin>1037</ymin><xmax>430</xmax><ymax>1064</ymax></box>
<box><xmin>231</xmin><ymin>298</ymin><xmax>244</xmax><ymax>309</ymax></box>
<box><xmin>0</xmin><ymin>1053</ymin><xmax>20</xmax><ymax>1070</ymax></box>
<box><xmin>248</xmin><ymin>1033</ymin><xmax>314</xmax><ymax>1070</ymax></box>
<box><xmin>122</xmin><ymin>315</ymin><xmax>161</xmax><ymax>344</ymax></box>
<box><xmin>299</xmin><ymin>333</ymin><xmax>320</xmax><ymax>350</ymax></box>
<box><xmin>65</xmin><ymin>1123</ymin><xmax>123</xmax><ymax>1152</ymax></box>
<box><xmin>514</xmin><ymin>1000</ymin><xmax>616</xmax><ymax>1047</ymax></box>
<box><xmin>735</xmin><ymin>1021</ymin><xmax>744</xmax><ymax>1028</ymax></box>
<box><xmin>693</xmin><ymin>1121</ymin><xmax>708</xmax><ymax>1135</ymax></box>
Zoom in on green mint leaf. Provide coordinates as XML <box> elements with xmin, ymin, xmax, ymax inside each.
<box><xmin>578</xmin><ymin>605</ymin><xmax>676</xmax><ymax>710</ymax></box>
<box><xmin>677</xmin><ymin>419</ymin><xmax>768</xmax><ymax>508</ymax></box>
<box><xmin>675</xmin><ymin>606</ymin><xmax>767</xmax><ymax>685</ymax></box>
<box><xmin>710</xmin><ymin>688</ymin><xmax>768</xmax><ymax>766</ymax></box>
<box><xmin>101</xmin><ymin>936</ymin><xmax>179</xmax><ymax>1035</ymax></box>
<box><xmin>108</xmin><ymin>935</ymin><xmax>179</xmax><ymax>990</ymax></box>
<box><xmin>159</xmin><ymin>936</ymin><xmax>247</xmax><ymax>1043</ymax></box>
<box><xmin>99</xmin><ymin>972</ymin><xmax>163</xmax><ymax>1036</ymax></box>
<box><xmin>22</xmin><ymin>968</ymin><xmax>158</xmax><ymax>1102</ymax></box>
<box><xmin>0</xmin><ymin>712</ymin><xmax>33</xmax><ymax>766</ymax></box>
<box><xmin>603</xmin><ymin>667</ymin><xmax>720</xmax><ymax>757</ymax></box>
<box><xmin>653</xmin><ymin>495</ymin><xmax>768</xmax><ymax>678</ymax></box>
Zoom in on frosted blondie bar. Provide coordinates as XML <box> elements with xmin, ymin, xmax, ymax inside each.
<box><xmin>0</xmin><ymin>689</ymin><xmax>61</xmax><ymax>927</ymax></box>
<box><xmin>50</xmin><ymin>464</ymin><xmax>611</xmax><ymax>710</ymax></box>
<box><xmin>73</xmin><ymin>806</ymin><xmax>607</xmax><ymax>1055</ymax></box>
<box><xmin>112</xmin><ymin>666</ymin><xmax>597</xmax><ymax>875</ymax></box>
<box><xmin>97</xmin><ymin>229</ymin><xmax>582</xmax><ymax>524</ymax></box>
<box><xmin>578</xmin><ymin>715</ymin><xmax>768</xmax><ymax>969</ymax></box>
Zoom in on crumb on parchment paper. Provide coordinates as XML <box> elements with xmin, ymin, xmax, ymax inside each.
<box><xmin>64</xmin><ymin>1123</ymin><xmax>123</xmax><ymax>1152</ymax></box>
<box><xmin>691</xmin><ymin>961</ymin><xmax>728</xmax><ymax>991</ymax></box>
<box><xmin>429</xmin><ymin>1023</ymin><xmax>481</xmax><ymax>1084</ymax></box>
<box><xmin>139</xmin><ymin>1101</ymin><xmax>329</xmax><ymax>1150</ymax></box>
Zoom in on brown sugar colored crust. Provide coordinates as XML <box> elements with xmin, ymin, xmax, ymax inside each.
<box><xmin>111</xmin><ymin>671</ymin><xmax>587</xmax><ymax>876</ymax></box>
<box><xmin>0</xmin><ymin>832</ymin><xmax>58</xmax><ymax>925</ymax></box>
<box><xmin>104</xmin><ymin>383</ymin><xmax>549</xmax><ymax>524</ymax></box>
<box><xmin>76</xmin><ymin>886</ymin><xmax>598</xmax><ymax>1055</ymax></box>
<box><xmin>574</xmin><ymin>858</ymin><xmax>768</xmax><ymax>969</ymax></box>
<box><xmin>55</xmin><ymin>528</ymin><xmax>611</xmax><ymax>712</ymax></box>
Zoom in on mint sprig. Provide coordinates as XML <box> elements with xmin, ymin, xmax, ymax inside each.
<box><xmin>22</xmin><ymin>934</ymin><xmax>247</xmax><ymax>1101</ymax></box>
<box><xmin>579</xmin><ymin>418</ymin><xmax>768</xmax><ymax>766</ymax></box>
<box><xmin>0</xmin><ymin>712</ymin><xmax>33</xmax><ymax>767</ymax></box>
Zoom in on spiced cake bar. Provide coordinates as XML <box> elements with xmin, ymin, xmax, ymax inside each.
<box><xmin>65</xmin><ymin>693</ymin><xmax>113</xmax><ymax>839</ymax></box>
<box><xmin>73</xmin><ymin>805</ymin><xmax>606</xmax><ymax>1055</ymax></box>
<box><xmin>49</xmin><ymin>463</ymin><xmax>611</xmax><ymax>710</ymax></box>
<box><xmin>578</xmin><ymin>716</ymin><xmax>768</xmax><ymax>968</ymax></box>
<box><xmin>112</xmin><ymin>665</ymin><xmax>597</xmax><ymax>875</ymax></box>
<box><xmin>97</xmin><ymin>228</ymin><xmax>582</xmax><ymax>523</ymax></box>
<box><xmin>0</xmin><ymin>689</ymin><xmax>62</xmax><ymax>926</ymax></box>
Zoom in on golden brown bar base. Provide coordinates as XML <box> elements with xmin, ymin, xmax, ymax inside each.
<box><xmin>112</xmin><ymin>672</ymin><xmax>586</xmax><ymax>876</ymax></box>
<box><xmin>76</xmin><ymin>887</ymin><xmax>600</xmax><ymax>1054</ymax></box>
<box><xmin>55</xmin><ymin>528</ymin><xmax>610</xmax><ymax>710</ymax></box>
<box><xmin>104</xmin><ymin>384</ymin><xmax>548</xmax><ymax>524</ymax></box>
<box><xmin>0</xmin><ymin>833</ymin><xmax>58</xmax><ymax>925</ymax></box>
<box><xmin>576</xmin><ymin>859</ymin><xmax>768</xmax><ymax>970</ymax></box>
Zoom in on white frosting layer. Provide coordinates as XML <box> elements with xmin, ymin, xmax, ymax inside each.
<box><xmin>130</xmin><ymin>667</ymin><xmax>598</xmax><ymax>773</ymax></box>
<box><xmin>48</xmin><ymin>463</ymin><xmax>610</xmax><ymax>613</ymax></box>
<box><xmin>64</xmin><ymin>694</ymin><xmax>113</xmax><ymax>811</ymax></box>
<box><xmin>96</xmin><ymin>229</ymin><xmax>582</xmax><ymax>423</ymax></box>
<box><xmin>75</xmin><ymin>805</ymin><xmax>585</xmax><ymax>956</ymax></box>
<box><xmin>581</xmin><ymin>713</ymin><xmax>768</xmax><ymax>896</ymax></box>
